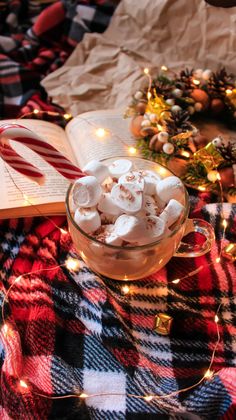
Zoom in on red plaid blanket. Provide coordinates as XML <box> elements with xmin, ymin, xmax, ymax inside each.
<box><xmin>0</xmin><ymin>0</ymin><xmax>117</xmax><ymax>118</ymax></box>
<box><xmin>0</xmin><ymin>193</ymin><xmax>236</xmax><ymax>419</ymax></box>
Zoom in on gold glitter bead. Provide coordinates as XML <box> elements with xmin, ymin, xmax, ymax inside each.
<box><xmin>154</xmin><ymin>313</ymin><xmax>173</xmax><ymax>335</ymax></box>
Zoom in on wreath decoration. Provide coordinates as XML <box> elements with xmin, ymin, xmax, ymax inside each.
<box><xmin>125</xmin><ymin>67</ymin><xmax>236</xmax><ymax>200</ymax></box>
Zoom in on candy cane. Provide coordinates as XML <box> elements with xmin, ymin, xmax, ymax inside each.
<box><xmin>0</xmin><ymin>124</ymin><xmax>85</xmax><ymax>184</ymax></box>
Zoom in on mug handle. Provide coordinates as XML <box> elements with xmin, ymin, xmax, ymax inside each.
<box><xmin>174</xmin><ymin>218</ymin><xmax>215</xmax><ymax>258</ymax></box>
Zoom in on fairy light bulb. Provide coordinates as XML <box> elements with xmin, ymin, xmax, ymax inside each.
<box><xmin>63</xmin><ymin>113</ymin><xmax>72</xmax><ymax>120</ymax></box>
<box><xmin>19</xmin><ymin>380</ymin><xmax>28</xmax><ymax>389</ymax></box>
<box><xmin>60</xmin><ymin>228</ymin><xmax>67</xmax><ymax>235</ymax></box>
<box><xmin>144</xmin><ymin>395</ymin><xmax>153</xmax><ymax>401</ymax></box>
<box><xmin>147</xmin><ymin>92</ymin><xmax>152</xmax><ymax>99</ymax></box>
<box><xmin>172</xmin><ymin>278</ymin><xmax>180</xmax><ymax>284</ymax></box>
<box><xmin>226</xmin><ymin>89</ymin><xmax>232</xmax><ymax>95</ymax></box>
<box><xmin>144</xmin><ymin>68</ymin><xmax>149</xmax><ymax>75</ymax></box>
<box><xmin>15</xmin><ymin>275</ymin><xmax>22</xmax><ymax>283</ymax></box>
<box><xmin>215</xmin><ymin>257</ymin><xmax>221</xmax><ymax>263</ymax></box>
<box><xmin>161</xmin><ymin>65</ymin><xmax>168</xmax><ymax>71</ymax></box>
<box><xmin>222</xmin><ymin>219</ymin><xmax>228</xmax><ymax>229</ymax></box>
<box><xmin>65</xmin><ymin>257</ymin><xmax>80</xmax><ymax>271</ymax></box>
<box><xmin>128</xmin><ymin>146</ymin><xmax>137</xmax><ymax>155</ymax></box>
<box><xmin>204</xmin><ymin>369</ymin><xmax>214</xmax><ymax>379</ymax></box>
<box><xmin>193</xmin><ymin>79</ymin><xmax>200</xmax><ymax>86</ymax></box>
<box><xmin>214</xmin><ymin>314</ymin><xmax>219</xmax><ymax>323</ymax></box>
<box><xmin>80</xmin><ymin>393</ymin><xmax>88</xmax><ymax>399</ymax></box>
<box><xmin>2</xmin><ymin>324</ymin><xmax>9</xmax><ymax>335</ymax></box>
<box><xmin>95</xmin><ymin>128</ymin><xmax>106</xmax><ymax>138</ymax></box>
<box><xmin>122</xmin><ymin>285</ymin><xmax>130</xmax><ymax>295</ymax></box>
<box><xmin>198</xmin><ymin>186</ymin><xmax>206</xmax><ymax>191</ymax></box>
<box><xmin>33</xmin><ymin>109</ymin><xmax>39</xmax><ymax>114</ymax></box>
<box><xmin>65</xmin><ymin>258</ymin><xmax>79</xmax><ymax>271</ymax></box>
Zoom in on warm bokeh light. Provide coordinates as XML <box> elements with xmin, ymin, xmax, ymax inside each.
<box><xmin>122</xmin><ymin>285</ymin><xmax>130</xmax><ymax>294</ymax></box>
<box><xmin>204</xmin><ymin>369</ymin><xmax>214</xmax><ymax>379</ymax></box>
<box><xmin>161</xmin><ymin>65</ymin><xmax>168</xmax><ymax>71</ymax></box>
<box><xmin>95</xmin><ymin>128</ymin><xmax>106</xmax><ymax>138</ymax></box>
<box><xmin>19</xmin><ymin>380</ymin><xmax>28</xmax><ymax>389</ymax></box>
<box><xmin>65</xmin><ymin>257</ymin><xmax>80</xmax><ymax>271</ymax></box>
<box><xmin>144</xmin><ymin>68</ymin><xmax>149</xmax><ymax>74</ymax></box>
<box><xmin>80</xmin><ymin>393</ymin><xmax>88</xmax><ymax>399</ymax></box>
<box><xmin>63</xmin><ymin>113</ymin><xmax>72</xmax><ymax>120</ymax></box>
<box><xmin>33</xmin><ymin>109</ymin><xmax>39</xmax><ymax>114</ymax></box>
<box><xmin>128</xmin><ymin>147</ymin><xmax>137</xmax><ymax>155</ymax></box>
<box><xmin>193</xmin><ymin>79</ymin><xmax>200</xmax><ymax>85</ymax></box>
<box><xmin>226</xmin><ymin>89</ymin><xmax>232</xmax><ymax>95</ymax></box>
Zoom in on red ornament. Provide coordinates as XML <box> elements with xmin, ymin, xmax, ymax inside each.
<box><xmin>210</xmin><ymin>98</ymin><xmax>225</xmax><ymax>116</ymax></box>
<box><xmin>218</xmin><ymin>167</ymin><xmax>235</xmax><ymax>188</ymax></box>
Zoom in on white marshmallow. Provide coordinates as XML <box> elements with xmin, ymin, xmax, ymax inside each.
<box><xmin>114</xmin><ymin>215</ymin><xmax>146</xmax><ymax>242</ymax></box>
<box><xmin>141</xmin><ymin>170</ymin><xmax>161</xmax><ymax>195</ymax></box>
<box><xmin>83</xmin><ymin>160</ymin><xmax>109</xmax><ymax>183</ymax></box>
<box><xmin>159</xmin><ymin>199</ymin><xmax>185</xmax><ymax>228</ymax></box>
<box><xmin>118</xmin><ymin>171</ymin><xmax>145</xmax><ymax>191</ymax></box>
<box><xmin>111</xmin><ymin>182</ymin><xmax>143</xmax><ymax>214</ymax></box>
<box><xmin>73</xmin><ymin>176</ymin><xmax>102</xmax><ymax>208</ymax></box>
<box><xmin>141</xmin><ymin>216</ymin><xmax>166</xmax><ymax>244</ymax></box>
<box><xmin>108</xmin><ymin>159</ymin><xmax>132</xmax><ymax>177</ymax></box>
<box><xmin>156</xmin><ymin>176</ymin><xmax>184</xmax><ymax>204</ymax></box>
<box><xmin>96</xmin><ymin>224</ymin><xmax>123</xmax><ymax>246</ymax></box>
<box><xmin>74</xmin><ymin>207</ymin><xmax>101</xmax><ymax>234</ymax></box>
<box><xmin>142</xmin><ymin>195</ymin><xmax>160</xmax><ymax>216</ymax></box>
<box><xmin>98</xmin><ymin>192</ymin><xmax>122</xmax><ymax>215</ymax></box>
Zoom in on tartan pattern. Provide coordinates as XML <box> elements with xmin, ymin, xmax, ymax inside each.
<box><xmin>0</xmin><ymin>0</ymin><xmax>117</xmax><ymax>118</ymax></box>
<box><xmin>0</xmin><ymin>195</ymin><xmax>235</xmax><ymax>419</ymax></box>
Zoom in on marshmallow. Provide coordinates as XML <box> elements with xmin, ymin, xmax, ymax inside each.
<box><xmin>141</xmin><ymin>170</ymin><xmax>161</xmax><ymax>195</ymax></box>
<box><xmin>142</xmin><ymin>216</ymin><xmax>166</xmax><ymax>244</ymax></box>
<box><xmin>156</xmin><ymin>176</ymin><xmax>184</xmax><ymax>204</ymax></box>
<box><xmin>111</xmin><ymin>182</ymin><xmax>143</xmax><ymax>214</ymax></box>
<box><xmin>98</xmin><ymin>192</ymin><xmax>122</xmax><ymax>215</ymax></box>
<box><xmin>108</xmin><ymin>159</ymin><xmax>132</xmax><ymax>177</ymax></box>
<box><xmin>83</xmin><ymin>159</ymin><xmax>109</xmax><ymax>183</ymax></box>
<box><xmin>159</xmin><ymin>199</ymin><xmax>185</xmax><ymax>228</ymax></box>
<box><xmin>74</xmin><ymin>207</ymin><xmax>101</xmax><ymax>234</ymax></box>
<box><xmin>96</xmin><ymin>224</ymin><xmax>123</xmax><ymax>246</ymax></box>
<box><xmin>118</xmin><ymin>171</ymin><xmax>145</xmax><ymax>191</ymax></box>
<box><xmin>114</xmin><ymin>214</ymin><xmax>146</xmax><ymax>242</ymax></box>
<box><xmin>142</xmin><ymin>195</ymin><xmax>160</xmax><ymax>216</ymax></box>
<box><xmin>73</xmin><ymin>176</ymin><xmax>102</xmax><ymax>208</ymax></box>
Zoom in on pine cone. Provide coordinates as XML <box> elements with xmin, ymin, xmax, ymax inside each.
<box><xmin>178</xmin><ymin>68</ymin><xmax>195</xmax><ymax>90</ymax></box>
<box><xmin>217</xmin><ymin>140</ymin><xmax>236</xmax><ymax>164</ymax></box>
<box><xmin>208</xmin><ymin>68</ymin><xmax>234</xmax><ymax>98</ymax></box>
<box><xmin>152</xmin><ymin>75</ymin><xmax>174</xmax><ymax>97</ymax></box>
<box><xmin>166</xmin><ymin>110</ymin><xmax>192</xmax><ymax>136</ymax></box>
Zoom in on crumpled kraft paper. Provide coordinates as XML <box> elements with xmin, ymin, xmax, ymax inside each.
<box><xmin>42</xmin><ymin>0</ymin><xmax>236</xmax><ymax>116</ymax></box>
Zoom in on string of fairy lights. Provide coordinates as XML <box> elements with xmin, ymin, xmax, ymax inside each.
<box><xmin>0</xmin><ymin>68</ymin><xmax>234</xmax><ymax>406</ymax></box>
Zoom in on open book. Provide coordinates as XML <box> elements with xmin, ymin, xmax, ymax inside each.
<box><xmin>0</xmin><ymin>110</ymin><xmax>137</xmax><ymax>218</ymax></box>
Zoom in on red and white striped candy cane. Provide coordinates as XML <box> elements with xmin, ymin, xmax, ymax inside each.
<box><xmin>0</xmin><ymin>124</ymin><xmax>85</xmax><ymax>184</ymax></box>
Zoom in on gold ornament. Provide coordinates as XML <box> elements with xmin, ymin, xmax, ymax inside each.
<box><xmin>154</xmin><ymin>313</ymin><xmax>173</xmax><ymax>335</ymax></box>
<box><xmin>222</xmin><ymin>243</ymin><xmax>236</xmax><ymax>262</ymax></box>
<box><xmin>194</xmin><ymin>142</ymin><xmax>224</xmax><ymax>171</ymax></box>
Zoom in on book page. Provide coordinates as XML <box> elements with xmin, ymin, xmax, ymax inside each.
<box><xmin>0</xmin><ymin>119</ymin><xmax>74</xmax><ymax>213</ymax></box>
<box><xmin>66</xmin><ymin>110</ymin><xmax>138</xmax><ymax>168</ymax></box>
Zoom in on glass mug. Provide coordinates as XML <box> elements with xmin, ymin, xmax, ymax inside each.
<box><xmin>66</xmin><ymin>157</ymin><xmax>215</xmax><ymax>281</ymax></box>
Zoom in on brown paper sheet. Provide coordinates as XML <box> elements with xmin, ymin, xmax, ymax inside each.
<box><xmin>42</xmin><ymin>0</ymin><xmax>236</xmax><ymax>116</ymax></box>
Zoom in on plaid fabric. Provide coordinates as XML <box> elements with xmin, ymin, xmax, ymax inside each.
<box><xmin>0</xmin><ymin>193</ymin><xmax>235</xmax><ymax>419</ymax></box>
<box><xmin>0</xmin><ymin>0</ymin><xmax>117</xmax><ymax>118</ymax></box>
